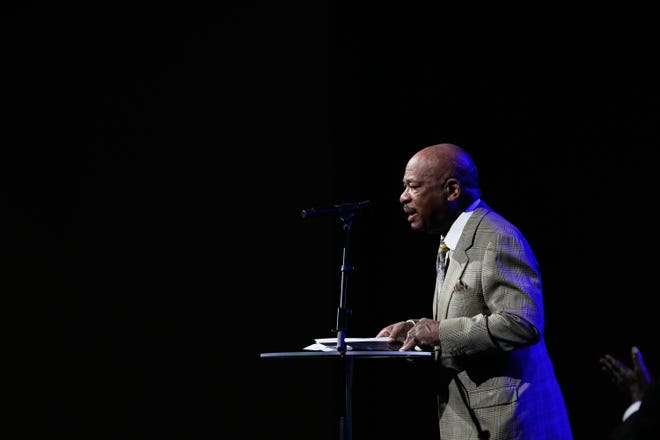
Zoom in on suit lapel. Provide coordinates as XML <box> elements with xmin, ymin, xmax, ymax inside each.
<box><xmin>435</xmin><ymin>204</ymin><xmax>490</xmax><ymax>319</ymax></box>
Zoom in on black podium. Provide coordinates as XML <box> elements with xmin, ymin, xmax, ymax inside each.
<box><xmin>260</xmin><ymin>350</ymin><xmax>432</xmax><ymax>440</ymax></box>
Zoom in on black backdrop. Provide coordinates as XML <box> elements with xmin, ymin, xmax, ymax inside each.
<box><xmin>3</xmin><ymin>3</ymin><xmax>658</xmax><ymax>439</ymax></box>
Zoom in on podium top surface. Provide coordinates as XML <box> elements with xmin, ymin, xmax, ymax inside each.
<box><xmin>260</xmin><ymin>350</ymin><xmax>432</xmax><ymax>359</ymax></box>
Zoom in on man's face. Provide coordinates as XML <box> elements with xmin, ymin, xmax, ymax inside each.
<box><xmin>399</xmin><ymin>155</ymin><xmax>447</xmax><ymax>234</ymax></box>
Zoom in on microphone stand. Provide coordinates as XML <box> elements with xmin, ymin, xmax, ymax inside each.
<box><xmin>335</xmin><ymin>212</ymin><xmax>356</xmax><ymax>440</ymax></box>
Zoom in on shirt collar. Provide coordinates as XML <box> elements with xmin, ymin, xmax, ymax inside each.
<box><xmin>442</xmin><ymin>198</ymin><xmax>480</xmax><ymax>251</ymax></box>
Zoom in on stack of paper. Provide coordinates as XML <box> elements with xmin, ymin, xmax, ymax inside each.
<box><xmin>303</xmin><ymin>337</ymin><xmax>403</xmax><ymax>351</ymax></box>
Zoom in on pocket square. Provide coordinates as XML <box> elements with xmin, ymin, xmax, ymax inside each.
<box><xmin>454</xmin><ymin>280</ymin><xmax>468</xmax><ymax>291</ymax></box>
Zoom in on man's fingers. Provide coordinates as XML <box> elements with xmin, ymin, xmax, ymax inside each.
<box><xmin>398</xmin><ymin>332</ymin><xmax>416</xmax><ymax>351</ymax></box>
<box><xmin>631</xmin><ymin>346</ymin><xmax>651</xmax><ymax>379</ymax></box>
<box><xmin>632</xmin><ymin>346</ymin><xmax>644</xmax><ymax>368</ymax></box>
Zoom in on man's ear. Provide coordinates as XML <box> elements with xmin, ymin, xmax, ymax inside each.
<box><xmin>445</xmin><ymin>178</ymin><xmax>460</xmax><ymax>201</ymax></box>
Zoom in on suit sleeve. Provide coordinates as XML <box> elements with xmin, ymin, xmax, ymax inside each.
<box><xmin>437</xmin><ymin>223</ymin><xmax>543</xmax><ymax>370</ymax></box>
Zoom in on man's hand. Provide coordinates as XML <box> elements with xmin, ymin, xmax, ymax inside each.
<box><xmin>376</xmin><ymin>320</ymin><xmax>413</xmax><ymax>342</ymax></box>
<box><xmin>600</xmin><ymin>346</ymin><xmax>652</xmax><ymax>404</ymax></box>
<box><xmin>400</xmin><ymin>318</ymin><xmax>440</xmax><ymax>351</ymax></box>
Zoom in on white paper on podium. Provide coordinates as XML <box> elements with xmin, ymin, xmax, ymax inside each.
<box><xmin>304</xmin><ymin>337</ymin><xmax>414</xmax><ymax>351</ymax></box>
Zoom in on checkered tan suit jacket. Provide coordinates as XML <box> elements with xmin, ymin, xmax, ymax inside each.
<box><xmin>431</xmin><ymin>201</ymin><xmax>573</xmax><ymax>440</ymax></box>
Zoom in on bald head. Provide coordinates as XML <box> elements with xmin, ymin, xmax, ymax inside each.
<box><xmin>411</xmin><ymin>143</ymin><xmax>481</xmax><ymax>199</ymax></box>
<box><xmin>400</xmin><ymin>143</ymin><xmax>481</xmax><ymax>235</ymax></box>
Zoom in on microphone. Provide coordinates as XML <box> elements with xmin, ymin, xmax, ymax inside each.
<box><xmin>301</xmin><ymin>200</ymin><xmax>371</xmax><ymax>219</ymax></box>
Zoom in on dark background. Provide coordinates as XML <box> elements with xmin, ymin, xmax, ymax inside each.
<box><xmin>3</xmin><ymin>2</ymin><xmax>658</xmax><ymax>439</ymax></box>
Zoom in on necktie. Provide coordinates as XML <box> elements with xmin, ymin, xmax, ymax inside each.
<box><xmin>433</xmin><ymin>241</ymin><xmax>450</xmax><ymax>320</ymax></box>
<box><xmin>436</xmin><ymin>241</ymin><xmax>450</xmax><ymax>286</ymax></box>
